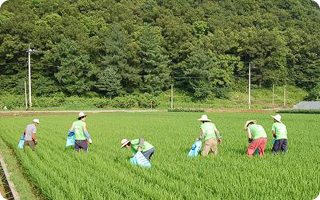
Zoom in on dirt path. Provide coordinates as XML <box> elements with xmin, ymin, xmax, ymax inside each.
<box><xmin>0</xmin><ymin>109</ymin><xmax>159</xmax><ymax>117</ymax></box>
<box><xmin>0</xmin><ymin>108</ymin><xmax>278</xmax><ymax>117</ymax></box>
<box><xmin>205</xmin><ymin>109</ymin><xmax>277</xmax><ymax>113</ymax></box>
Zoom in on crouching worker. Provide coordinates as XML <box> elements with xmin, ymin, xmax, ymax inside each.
<box><xmin>197</xmin><ymin>115</ymin><xmax>222</xmax><ymax>157</ymax></box>
<box><xmin>24</xmin><ymin>119</ymin><xmax>40</xmax><ymax>152</ymax></box>
<box><xmin>69</xmin><ymin>112</ymin><xmax>92</xmax><ymax>152</ymax></box>
<box><xmin>244</xmin><ymin>120</ymin><xmax>267</xmax><ymax>158</ymax></box>
<box><xmin>121</xmin><ymin>138</ymin><xmax>155</xmax><ymax>160</ymax></box>
<box><xmin>271</xmin><ymin>114</ymin><xmax>288</xmax><ymax>153</ymax></box>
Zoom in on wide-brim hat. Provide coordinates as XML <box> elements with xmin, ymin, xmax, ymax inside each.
<box><xmin>121</xmin><ymin>139</ymin><xmax>130</xmax><ymax>148</ymax></box>
<box><xmin>271</xmin><ymin>114</ymin><xmax>281</xmax><ymax>122</ymax></box>
<box><xmin>33</xmin><ymin>119</ymin><xmax>40</xmax><ymax>124</ymax></box>
<box><xmin>244</xmin><ymin>120</ymin><xmax>256</xmax><ymax>130</ymax></box>
<box><xmin>197</xmin><ymin>114</ymin><xmax>211</xmax><ymax>122</ymax></box>
<box><xmin>78</xmin><ymin>112</ymin><xmax>87</xmax><ymax>118</ymax></box>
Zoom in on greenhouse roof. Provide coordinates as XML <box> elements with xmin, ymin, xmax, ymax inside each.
<box><xmin>293</xmin><ymin>101</ymin><xmax>320</xmax><ymax>110</ymax></box>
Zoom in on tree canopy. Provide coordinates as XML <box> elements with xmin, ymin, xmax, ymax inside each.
<box><xmin>1</xmin><ymin>0</ymin><xmax>320</xmax><ymax>100</ymax></box>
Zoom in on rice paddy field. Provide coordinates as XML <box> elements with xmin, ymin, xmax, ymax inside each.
<box><xmin>0</xmin><ymin>112</ymin><xmax>319</xmax><ymax>200</ymax></box>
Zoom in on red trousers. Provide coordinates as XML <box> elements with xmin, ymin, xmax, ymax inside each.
<box><xmin>247</xmin><ymin>137</ymin><xmax>267</xmax><ymax>156</ymax></box>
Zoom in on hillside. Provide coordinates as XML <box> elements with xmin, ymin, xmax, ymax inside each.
<box><xmin>0</xmin><ymin>0</ymin><xmax>320</xmax><ymax>100</ymax></box>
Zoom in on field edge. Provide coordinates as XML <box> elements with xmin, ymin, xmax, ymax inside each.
<box><xmin>0</xmin><ymin>137</ymin><xmax>44</xmax><ymax>200</ymax></box>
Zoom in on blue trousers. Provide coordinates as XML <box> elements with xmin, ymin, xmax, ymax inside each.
<box><xmin>272</xmin><ymin>139</ymin><xmax>287</xmax><ymax>153</ymax></box>
<box><xmin>142</xmin><ymin>148</ymin><xmax>155</xmax><ymax>160</ymax></box>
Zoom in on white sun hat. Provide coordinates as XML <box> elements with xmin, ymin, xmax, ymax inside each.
<box><xmin>78</xmin><ymin>112</ymin><xmax>87</xmax><ymax>118</ymax></box>
<box><xmin>197</xmin><ymin>114</ymin><xmax>211</xmax><ymax>122</ymax></box>
<box><xmin>33</xmin><ymin>119</ymin><xmax>40</xmax><ymax>124</ymax></box>
<box><xmin>121</xmin><ymin>139</ymin><xmax>130</xmax><ymax>148</ymax></box>
<box><xmin>271</xmin><ymin>114</ymin><xmax>281</xmax><ymax>122</ymax></box>
<box><xmin>244</xmin><ymin>120</ymin><xmax>256</xmax><ymax>130</ymax></box>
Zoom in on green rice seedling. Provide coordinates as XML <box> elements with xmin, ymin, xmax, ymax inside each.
<box><xmin>0</xmin><ymin>112</ymin><xmax>319</xmax><ymax>200</ymax></box>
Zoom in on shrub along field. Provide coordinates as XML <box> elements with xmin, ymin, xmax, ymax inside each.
<box><xmin>0</xmin><ymin>112</ymin><xmax>319</xmax><ymax>200</ymax></box>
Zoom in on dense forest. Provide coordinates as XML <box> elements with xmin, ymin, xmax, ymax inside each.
<box><xmin>1</xmin><ymin>0</ymin><xmax>320</xmax><ymax>100</ymax></box>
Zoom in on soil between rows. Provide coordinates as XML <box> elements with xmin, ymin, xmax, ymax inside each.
<box><xmin>0</xmin><ymin>109</ymin><xmax>276</xmax><ymax>117</ymax></box>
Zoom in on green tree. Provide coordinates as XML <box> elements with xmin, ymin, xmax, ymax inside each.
<box><xmin>53</xmin><ymin>39</ymin><xmax>97</xmax><ymax>95</ymax></box>
<box><xmin>183</xmin><ymin>42</ymin><xmax>237</xmax><ymax>99</ymax></box>
<box><xmin>285</xmin><ymin>28</ymin><xmax>320</xmax><ymax>91</ymax></box>
<box><xmin>137</xmin><ymin>24</ymin><xmax>170</xmax><ymax>93</ymax></box>
<box><xmin>95</xmin><ymin>67</ymin><xmax>122</xmax><ymax>97</ymax></box>
<box><xmin>1</xmin><ymin>0</ymin><xmax>320</xmax><ymax>99</ymax></box>
<box><xmin>237</xmin><ymin>28</ymin><xmax>289</xmax><ymax>87</ymax></box>
<box><xmin>99</xmin><ymin>24</ymin><xmax>140</xmax><ymax>93</ymax></box>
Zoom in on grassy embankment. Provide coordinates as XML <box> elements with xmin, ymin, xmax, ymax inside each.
<box><xmin>0</xmin><ymin>136</ymin><xmax>43</xmax><ymax>200</ymax></box>
<box><xmin>0</xmin><ymin>86</ymin><xmax>307</xmax><ymax>110</ymax></box>
<box><xmin>158</xmin><ymin>85</ymin><xmax>308</xmax><ymax>109</ymax></box>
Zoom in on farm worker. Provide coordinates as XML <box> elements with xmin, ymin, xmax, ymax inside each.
<box><xmin>196</xmin><ymin>114</ymin><xmax>222</xmax><ymax>156</ymax></box>
<box><xmin>244</xmin><ymin>120</ymin><xmax>267</xmax><ymax>157</ymax></box>
<box><xmin>69</xmin><ymin>112</ymin><xmax>92</xmax><ymax>152</ymax></box>
<box><xmin>121</xmin><ymin>138</ymin><xmax>155</xmax><ymax>160</ymax></box>
<box><xmin>271</xmin><ymin>114</ymin><xmax>288</xmax><ymax>153</ymax></box>
<box><xmin>24</xmin><ymin>119</ymin><xmax>40</xmax><ymax>152</ymax></box>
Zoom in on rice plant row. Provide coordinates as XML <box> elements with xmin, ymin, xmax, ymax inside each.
<box><xmin>0</xmin><ymin>112</ymin><xmax>319</xmax><ymax>200</ymax></box>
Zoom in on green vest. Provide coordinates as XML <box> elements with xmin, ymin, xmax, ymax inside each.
<box><xmin>249</xmin><ymin>124</ymin><xmax>267</xmax><ymax>140</ymax></box>
<box><xmin>272</xmin><ymin>122</ymin><xmax>288</xmax><ymax>140</ymax></box>
<box><xmin>201</xmin><ymin>122</ymin><xmax>216</xmax><ymax>141</ymax></box>
<box><xmin>130</xmin><ymin>139</ymin><xmax>154</xmax><ymax>153</ymax></box>
<box><xmin>72</xmin><ymin>120</ymin><xmax>86</xmax><ymax>140</ymax></box>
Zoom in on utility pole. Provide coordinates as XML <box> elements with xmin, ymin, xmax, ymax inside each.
<box><xmin>284</xmin><ymin>85</ymin><xmax>286</xmax><ymax>107</ymax></box>
<box><xmin>27</xmin><ymin>46</ymin><xmax>32</xmax><ymax>108</ymax></box>
<box><xmin>272</xmin><ymin>84</ymin><xmax>275</xmax><ymax>107</ymax></box>
<box><xmin>248</xmin><ymin>63</ymin><xmax>251</xmax><ymax>109</ymax></box>
<box><xmin>26</xmin><ymin>45</ymin><xmax>40</xmax><ymax>109</ymax></box>
<box><xmin>24</xmin><ymin>81</ymin><xmax>28</xmax><ymax>110</ymax></box>
<box><xmin>171</xmin><ymin>84</ymin><xmax>173</xmax><ymax>109</ymax></box>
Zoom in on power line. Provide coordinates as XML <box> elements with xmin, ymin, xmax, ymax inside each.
<box><xmin>0</xmin><ymin>62</ymin><xmax>28</xmax><ymax>65</ymax></box>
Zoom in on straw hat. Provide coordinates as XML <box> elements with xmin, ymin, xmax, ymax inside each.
<box><xmin>33</xmin><ymin>119</ymin><xmax>40</xmax><ymax>124</ymax></box>
<box><xmin>78</xmin><ymin>112</ymin><xmax>87</xmax><ymax>118</ymax></box>
<box><xmin>121</xmin><ymin>139</ymin><xmax>130</xmax><ymax>148</ymax></box>
<box><xmin>271</xmin><ymin>114</ymin><xmax>281</xmax><ymax>122</ymax></box>
<box><xmin>197</xmin><ymin>114</ymin><xmax>211</xmax><ymax>122</ymax></box>
<box><xmin>244</xmin><ymin>120</ymin><xmax>256</xmax><ymax>130</ymax></box>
